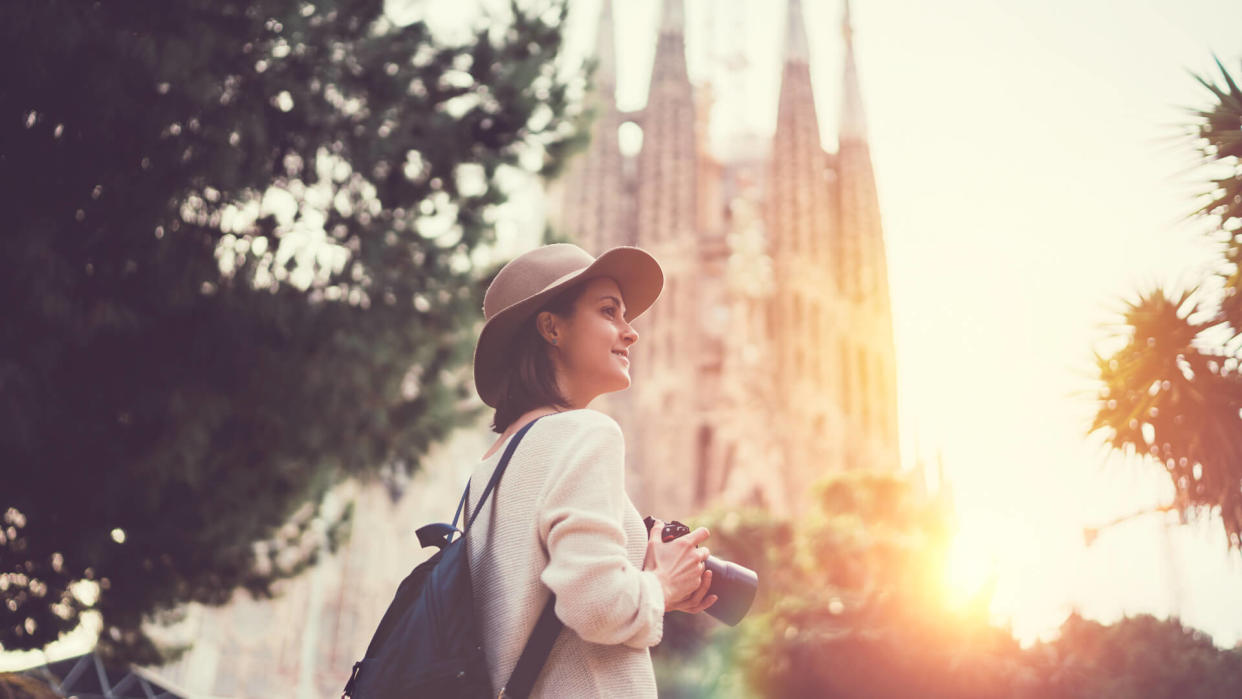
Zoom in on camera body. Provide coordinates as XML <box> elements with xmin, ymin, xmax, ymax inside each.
<box><xmin>643</xmin><ymin>516</ymin><xmax>758</xmax><ymax>626</ymax></box>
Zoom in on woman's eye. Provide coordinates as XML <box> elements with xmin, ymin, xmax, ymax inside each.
<box><xmin>603</xmin><ymin>306</ymin><xmax>617</xmax><ymax>317</ymax></box>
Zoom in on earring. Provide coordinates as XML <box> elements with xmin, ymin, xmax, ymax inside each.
<box><xmin>552</xmin><ymin>339</ymin><xmax>558</xmax><ymax>345</ymax></box>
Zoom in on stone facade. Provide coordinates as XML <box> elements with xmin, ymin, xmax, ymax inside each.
<box><xmin>552</xmin><ymin>0</ymin><xmax>901</xmax><ymax>517</ymax></box>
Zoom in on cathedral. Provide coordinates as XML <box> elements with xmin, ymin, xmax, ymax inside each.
<box><xmin>552</xmin><ymin>0</ymin><xmax>901</xmax><ymax>517</ymax></box>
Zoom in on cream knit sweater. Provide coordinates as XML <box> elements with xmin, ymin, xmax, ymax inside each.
<box><xmin>465</xmin><ymin>409</ymin><xmax>664</xmax><ymax>698</ymax></box>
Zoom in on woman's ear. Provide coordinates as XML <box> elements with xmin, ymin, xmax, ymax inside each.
<box><xmin>535</xmin><ymin>311</ymin><xmax>559</xmax><ymax>346</ymax></box>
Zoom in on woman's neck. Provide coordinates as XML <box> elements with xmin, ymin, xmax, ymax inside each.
<box><xmin>513</xmin><ymin>405</ymin><xmax>568</xmax><ymax>429</ymax></box>
<box><xmin>482</xmin><ymin>405</ymin><xmax>570</xmax><ymax>460</ymax></box>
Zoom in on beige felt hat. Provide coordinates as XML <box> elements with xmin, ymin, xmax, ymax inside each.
<box><xmin>473</xmin><ymin>244</ymin><xmax>663</xmax><ymax>407</ymax></box>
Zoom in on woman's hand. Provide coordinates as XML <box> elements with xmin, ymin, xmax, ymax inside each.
<box><xmin>644</xmin><ymin>520</ymin><xmax>718</xmax><ymax>614</ymax></box>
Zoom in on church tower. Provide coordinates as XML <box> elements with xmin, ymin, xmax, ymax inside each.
<box><xmin>834</xmin><ymin>0</ymin><xmax>900</xmax><ymax>473</ymax></box>
<box><xmin>765</xmin><ymin>0</ymin><xmax>848</xmax><ymax>507</ymax></box>
<box><xmin>627</xmin><ymin>0</ymin><xmax>704</xmax><ymax>513</ymax></box>
<box><xmin>553</xmin><ymin>0</ymin><xmax>901</xmax><ymax>515</ymax></box>
<box><xmin>552</xmin><ymin>0</ymin><xmax>627</xmax><ymax>254</ymax></box>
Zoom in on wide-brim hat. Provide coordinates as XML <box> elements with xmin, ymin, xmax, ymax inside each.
<box><xmin>473</xmin><ymin>244</ymin><xmax>663</xmax><ymax>407</ymax></box>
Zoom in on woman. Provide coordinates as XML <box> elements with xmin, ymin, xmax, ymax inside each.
<box><xmin>466</xmin><ymin>244</ymin><xmax>716</xmax><ymax>697</ymax></box>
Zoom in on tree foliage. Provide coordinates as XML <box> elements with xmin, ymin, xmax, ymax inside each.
<box><xmin>653</xmin><ymin>475</ymin><xmax>1242</xmax><ymax>698</ymax></box>
<box><xmin>1026</xmin><ymin>613</ymin><xmax>1242</xmax><ymax>699</ymax></box>
<box><xmin>0</xmin><ymin>0</ymin><xmax>582</xmax><ymax>662</ymax></box>
<box><xmin>654</xmin><ymin>472</ymin><xmax>1016</xmax><ymax>698</ymax></box>
<box><xmin>1091</xmin><ymin>57</ymin><xmax>1242</xmax><ymax>549</ymax></box>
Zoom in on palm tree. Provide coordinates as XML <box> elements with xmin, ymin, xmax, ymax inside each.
<box><xmin>1092</xmin><ymin>58</ymin><xmax>1242</xmax><ymax>551</ymax></box>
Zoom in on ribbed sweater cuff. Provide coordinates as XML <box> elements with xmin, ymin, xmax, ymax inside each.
<box><xmin>637</xmin><ymin>570</ymin><xmax>665</xmax><ymax>647</ymax></box>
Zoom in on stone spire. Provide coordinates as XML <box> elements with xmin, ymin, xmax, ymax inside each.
<box><xmin>835</xmin><ymin>0</ymin><xmax>881</xmax><ymax>301</ymax></box>
<box><xmin>834</xmin><ymin>0</ymin><xmax>900</xmax><ymax>472</ymax></box>
<box><xmin>764</xmin><ymin>0</ymin><xmax>843</xmax><ymax>511</ymax></box>
<box><xmin>628</xmin><ymin>0</ymin><xmax>701</xmax><ymax>514</ymax></box>
<box><xmin>550</xmin><ymin>0</ymin><xmax>627</xmax><ymax>252</ymax></box>
<box><xmin>768</xmin><ymin>0</ymin><xmax>832</xmax><ymax>299</ymax></box>
<box><xmin>635</xmin><ymin>0</ymin><xmax>695</xmax><ymax>247</ymax></box>
<box><xmin>839</xmin><ymin>0</ymin><xmax>868</xmax><ymax>143</ymax></box>
<box><xmin>769</xmin><ymin>0</ymin><xmax>829</xmax><ymax>254</ymax></box>
<box><xmin>785</xmin><ymin>0</ymin><xmax>810</xmax><ymax>64</ymax></box>
<box><xmin>661</xmin><ymin>0</ymin><xmax>685</xmax><ymax>35</ymax></box>
<box><xmin>649</xmin><ymin>0</ymin><xmax>689</xmax><ymax>86</ymax></box>
<box><xmin>594</xmin><ymin>0</ymin><xmax>616</xmax><ymax>92</ymax></box>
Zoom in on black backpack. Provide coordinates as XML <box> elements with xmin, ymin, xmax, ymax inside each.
<box><xmin>342</xmin><ymin>418</ymin><xmax>562</xmax><ymax>699</ymax></box>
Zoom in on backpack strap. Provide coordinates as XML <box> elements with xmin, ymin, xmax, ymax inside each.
<box><xmin>450</xmin><ymin>483</ymin><xmax>469</xmax><ymax>531</ymax></box>
<box><xmin>501</xmin><ymin>597</ymin><xmax>561</xmax><ymax>699</ymax></box>
<box><xmin>462</xmin><ymin>416</ymin><xmax>542</xmax><ymax>533</ymax></box>
<box><xmin>463</xmin><ymin>416</ymin><xmax>565</xmax><ymax>699</ymax></box>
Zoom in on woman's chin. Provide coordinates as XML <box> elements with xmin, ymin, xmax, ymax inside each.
<box><xmin>606</xmin><ymin>371</ymin><xmax>631</xmax><ymax>393</ymax></box>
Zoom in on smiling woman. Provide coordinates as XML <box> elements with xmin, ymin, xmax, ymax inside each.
<box><xmin>475</xmin><ymin>245</ymin><xmax>660</xmax><ymax>433</ymax></box>
<box><xmin>531</xmin><ymin>278</ymin><xmax>638</xmax><ymax>405</ymax></box>
<box><xmin>454</xmin><ymin>244</ymin><xmax>720</xmax><ymax>697</ymax></box>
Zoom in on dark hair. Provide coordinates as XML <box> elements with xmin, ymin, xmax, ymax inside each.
<box><xmin>490</xmin><ymin>283</ymin><xmax>584</xmax><ymax>433</ymax></box>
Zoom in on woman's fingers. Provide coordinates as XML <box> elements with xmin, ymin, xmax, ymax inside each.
<box><xmin>687</xmin><ymin>569</ymin><xmax>710</xmax><ymax>605</ymax></box>
<box><xmin>648</xmin><ymin>520</ymin><xmax>664</xmax><ymax>544</ymax></box>
<box><xmin>643</xmin><ymin>520</ymin><xmax>663</xmax><ymax>570</ymax></box>
<box><xmin>651</xmin><ymin>522</ymin><xmax>714</xmax><ymax>609</ymax></box>
<box><xmin>672</xmin><ymin>569</ymin><xmax>713</xmax><ymax>612</ymax></box>
<box><xmin>689</xmin><ymin>594</ymin><xmax>718</xmax><ymax>614</ymax></box>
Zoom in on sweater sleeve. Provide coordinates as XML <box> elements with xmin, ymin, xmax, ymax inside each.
<box><xmin>536</xmin><ymin>414</ymin><xmax>664</xmax><ymax>649</ymax></box>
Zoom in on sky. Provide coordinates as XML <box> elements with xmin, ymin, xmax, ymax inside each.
<box><xmin>527</xmin><ymin>0</ymin><xmax>1242</xmax><ymax>646</ymax></box>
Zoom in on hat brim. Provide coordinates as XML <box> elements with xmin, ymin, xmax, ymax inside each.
<box><xmin>473</xmin><ymin>246</ymin><xmax>663</xmax><ymax>407</ymax></box>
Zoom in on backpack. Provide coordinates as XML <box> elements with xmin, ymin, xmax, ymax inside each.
<box><xmin>342</xmin><ymin>418</ymin><xmax>562</xmax><ymax>699</ymax></box>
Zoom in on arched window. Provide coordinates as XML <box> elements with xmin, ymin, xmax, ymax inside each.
<box><xmin>696</xmin><ymin>425</ymin><xmax>714</xmax><ymax>506</ymax></box>
<box><xmin>664</xmin><ymin>278</ymin><xmax>676</xmax><ymax>366</ymax></box>
<box><xmin>813</xmin><ymin>305</ymin><xmax>824</xmax><ymax>385</ymax></box>
<box><xmin>840</xmin><ymin>339</ymin><xmax>851</xmax><ymax>414</ymax></box>
<box><xmin>858</xmin><ymin>347</ymin><xmax>870</xmax><ymax>431</ymax></box>
<box><xmin>766</xmin><ymin>298</ymin><xmax>776</xmax><ymax>340</ymax></box>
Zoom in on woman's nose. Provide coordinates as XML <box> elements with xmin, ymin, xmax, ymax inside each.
<box><xmin>622</xmin><ymin>323</ymin><xmax>638</xmax><ymax>345</ymax></box>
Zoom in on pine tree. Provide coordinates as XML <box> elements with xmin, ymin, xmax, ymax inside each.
<box><xmin>0</xmin><ymin>0</ymin><xmax>583</xmax><ymax>662</ymax></box>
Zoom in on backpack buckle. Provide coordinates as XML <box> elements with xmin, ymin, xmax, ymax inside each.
<box><xmin>416</xmin><ymin>522</ymin><xmax>460</xmax><ymax>549</ymax></box>
<box><xmin>342</xmin><ymin>661</ymin><xmax>362</xmax><ymax>697</ymax></box>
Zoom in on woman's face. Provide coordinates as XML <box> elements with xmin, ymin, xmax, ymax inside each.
<box><xmin>546</xmin><ymin>277</ymin><xmax>639</xmax><ymax>406</ymax></box>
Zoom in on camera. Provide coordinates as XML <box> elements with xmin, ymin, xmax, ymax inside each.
<box><xmin>644</xmin><ymin>516</ymin><xmax>758</xmax><ymax>626</ymax></box>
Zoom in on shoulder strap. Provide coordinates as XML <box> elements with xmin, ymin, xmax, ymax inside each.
<box><xmin>466</xmin><ymin>416</ymin><xmax>564</xmax><ymax>698</ymax></box>
<box><xmin>462</xmin><ymin>416</ymin><xmax>542</xmax><ymax>533</ymax></box>
<box><xmin>502</xmin><ymin>597</ymin><xmax>561</xmax><ymax>699</ymax></box>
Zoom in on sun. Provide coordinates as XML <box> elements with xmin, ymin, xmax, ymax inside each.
<box><xmin>944</xmin><ymin>517</ymin><xmax>1004</xmax><ymax>610</ymax></box>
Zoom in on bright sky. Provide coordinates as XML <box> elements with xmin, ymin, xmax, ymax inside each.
<box><xmin>550</xmin><ymin>0</ymin><xmax>1242</xmax><ymax>647</ymax></box>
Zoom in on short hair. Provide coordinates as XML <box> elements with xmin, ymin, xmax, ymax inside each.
<box><xmin>490</xmin><ymin>283</ymin><xmax>584</xmax><ymax>433</ymax></box>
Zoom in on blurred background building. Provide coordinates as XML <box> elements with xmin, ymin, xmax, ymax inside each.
<box><xmin>550</xmin><ymin>0</ymin><xmax>900</xmax><ymax>516</ymax></box>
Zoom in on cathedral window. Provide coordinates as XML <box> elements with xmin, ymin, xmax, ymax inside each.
<box><xmin>812</xmin><ymin>304</ymin><xmax>823</xmax><ymax>385</ymax></box>
<box><xmin>695</xmin><ymin>425</ymin><xmax>713</xmax><ymax>505</ymax></box>
<box><xmin>618</xmin><ymin>121</ymin><xmax>642</xmax><ymax>158</ymax></box>
<box><xmin>665</xmin><ymin>278</ymin><xmax>676</xmax><ymax>364</ymax></box>
<box><xmin>839</xmin><ymin>339</ymin><xmax>851</xmax><ymax>413</ymax></box>
<box><xmin>858</xmin><ymin>347</ymin><xmax>870</xmax><ymax>431</ymax></box>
